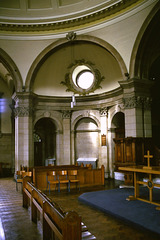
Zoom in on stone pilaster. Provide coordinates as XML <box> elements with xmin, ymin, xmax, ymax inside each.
<box><xmin>123</xmin><ymin>96</ymin><xmax>152</xmax><ymax>137</ymax></box>
<box><xmin>99</xmin><ymin>107</ymin><xmax>108</xmax><ymax>176</ymax></box>
<box><xmin>62</xmin><ymin>110</ymin><xmax>71</xmax><ymax>165</ymax></box>
<box><xmin>12</xmin><ymin>92</ymin><xmax>34</xmax><ymax>171</ymax></box>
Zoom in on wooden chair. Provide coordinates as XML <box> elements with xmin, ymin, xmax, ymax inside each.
<box><xmin>57</xmin><ymin>170</ymin><xmax>70</xmax><ymax>192</ymax></box>
<box><xmin>68</xmin><ymin>170</ymin><xmax>80</xmax><ymax>192</ymax></box>
<box><xmin>15</xmin><ymin>170</ymin><xmax>25</xmax><ymax>191</ymax></box>
<box><xmin>46</xmin><ymin>171</ymin><xmax>59</xmax><ymax>194</ymax></box>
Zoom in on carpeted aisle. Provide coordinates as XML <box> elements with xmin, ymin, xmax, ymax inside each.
<box><xmin>78</xmin><ymin>187</ymin><xmax>160</xmax><ymax>235</ymax></box>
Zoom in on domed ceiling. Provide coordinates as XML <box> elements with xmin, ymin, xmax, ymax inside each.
<box><xmin>0</xmin><ymin>0</ymin><xmax>144</xmax><ymax>36</ymax></box>
<box><xmin>0</xmin><ymin>0</ymin><xmax>155</xmax><ymax>97</ymax></box>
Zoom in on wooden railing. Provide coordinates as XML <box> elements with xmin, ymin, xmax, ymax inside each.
<box><xmin>23</xmin><ymin>176</ymin><xmax>96</xmax><ymax>240</ymax></box>
<box><xmin>33</xmin><ymin>164</ymin><xmax>105</xmax><ymax>191</ymax></box>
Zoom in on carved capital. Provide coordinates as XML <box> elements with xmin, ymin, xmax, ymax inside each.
<box><xmin>123</xmin><ymin>96</ymin><xmax>152</xmax><ymax>110</ymax></box>
<box><xmin>62</xmin><ymin>110</ymin><xmax>71</xmax><ymax>119</ymax></box>
<box><xmin>99</xmin><ymin>107</ymin><xmax>108</xmax><ymax>117</ymax></box>
<box><xmin>14</xmin><ymin>106</ymin><xmax>33</xmax><ymax>117</ymax></box>
<box><xmin>143</xmin><ymin>97</ymin><xmax>152</xmax><ymax>110</ymax></box>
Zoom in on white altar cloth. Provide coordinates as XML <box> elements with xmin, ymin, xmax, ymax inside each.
<box><xmin>77</xmin><ymin>158</ymin><xmax>98</xmax><ymax>169</ymax></box>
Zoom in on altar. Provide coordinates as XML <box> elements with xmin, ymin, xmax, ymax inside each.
<box><xmin>76</xmin><ymin>158</ymin><xmax>98</xmax><ymax>169</ymax></box>
<box><xmin>45</xmin><ymin>158</ymin><xmax>56</xmax><ymax>166</ymax></box>
<box><xmin>119</xmin><ymin>151</ymin><xmax>160</xmax><ymax>207</ymax></box>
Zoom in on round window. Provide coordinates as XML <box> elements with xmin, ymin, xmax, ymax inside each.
<box><xmin>72</xmin><ymin>65</ymin><xmax>94</xmax><ymax>91</ymax></box>
<box><xmin>62</xmin><ymin>59</ymin><xmax>104</xmax><ymax>96</ymax></box>
<box><xmin>76</xmin><ymin>70</ymin><xmax>94</xmax><ymax>89</ymax></box>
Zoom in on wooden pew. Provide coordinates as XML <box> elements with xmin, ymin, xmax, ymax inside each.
<box><xmin>23</xmin><ymin>177</ymin><xmax>96</xmax><ymax>240</ymax></box>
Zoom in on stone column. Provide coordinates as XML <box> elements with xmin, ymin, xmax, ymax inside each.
<box><xmin>62</xmin><ymin>110</ymin><xmax>71</xmax><ymax>165</ymax></box>
<box><xmin>13</xmin><ymin>93</ymin><xmax>34</xmax><ymax>171</ymax></box>
<box><xmin>123</xmin><ymin>96</ymin><xmax>152</xmax><ymax>137</ymax></box>
<box><xmin>0</xmin><ymin>92</ymin><xmax>3</xmax><ymax>137</ymax></box>
<box><xmin>99</xmin><ymin>107</ymin><xmax>108</xmax><ymax>176</ymax></box>
<box><xmin>119</xmin><ymin>78</ymin><xmax>153</xmax><ymax>138</ymax></box>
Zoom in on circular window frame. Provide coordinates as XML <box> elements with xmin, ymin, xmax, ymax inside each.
<box><xmin>76</xmin><ymin>69</ymin><xmax>94</xmax><ymax>90</ymax></box>
<box><xmin>61</xmin><ymin>59</ymin><xmax>104</xmax><ymax>96</ymax></box>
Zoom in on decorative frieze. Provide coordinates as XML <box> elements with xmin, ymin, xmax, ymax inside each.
<box><xmin>123</xmin><ymin>96</ymin><xmax>152</xmax><ymax>110</ymax></box>
<box><xmin>0</xmin><ymin>0</ymin><xmax>139</xmax><ymax>34</ymax></box>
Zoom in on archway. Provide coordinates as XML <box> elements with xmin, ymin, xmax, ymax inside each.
<box><xmin>34</xmin><ymin>118</ymin><xmax>56</xmax><ymax>166</ymax></box>
<box><xmin>112</xmin><ymin>112</ymin><xmax>125</xmax><ymax>139</ymax></box>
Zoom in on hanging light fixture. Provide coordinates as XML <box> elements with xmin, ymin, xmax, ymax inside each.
<box><xmin>71</xmin><ymin>94</ymin><xmax>76</xmax><ymax>108</ymax></box>
<box><xmin>66</xmin><ymin>31</ymin><xmax>77</xmax><ymax>109</ymax></box>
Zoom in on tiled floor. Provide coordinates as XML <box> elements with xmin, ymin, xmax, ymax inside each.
<box><xmin>0</xmin><ymin>178</ymin><xmax>42</xmax><ymax>240</ymax></box>
<box><xmin>0</xmin><ymin>177</ymin><xmax>160</xmax><ymax>240</ymax></box>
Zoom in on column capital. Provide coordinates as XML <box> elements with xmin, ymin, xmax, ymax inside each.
<box><xmin>123</xmin><ymin>96</ymin><xmax>152</xmax><ymax>110</ymax></box>
<box><xmin>12</xmin><ymin>92</ymin><xmax>35</xmax><ymax>117</ymax></box>
<box><xmin>14</xmin><ymin>106</ymin><xmax>33</xmax><ymax>117</ymax></box>
<box><xmin>99</xmin><ymin>107</ymin><xmax>108</xmax><ymax>117</ymax></box>
<box><xmin>61</xmin><ymin>110</ymin><xmax>71</xmax><ymax>119</ymax></box>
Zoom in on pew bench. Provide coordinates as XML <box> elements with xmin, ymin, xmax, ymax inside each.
<box><xmin>23</xmin><ymin>176</ymin><xmax>96</xmax><ymax>240</ymax></box>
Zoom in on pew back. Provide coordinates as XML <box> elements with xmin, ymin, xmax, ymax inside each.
<box><xmin>23</xmin><ymin>177</ymin><xmax>82</xmax><ymax>240</ymax></box>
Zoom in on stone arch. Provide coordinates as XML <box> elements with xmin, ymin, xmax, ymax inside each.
<box><xmin>71</xmin><ymin>113</ymin><xmax>100</xmax><ymax>132</ymax></box>
<box><xmin>34</xmin><ymin>115</ymin><xmax>62</xmax><ymax>133</ymax></box>
<box><xmin>129</xmin><ymin>2</ymin><xmax>160</xmax><ymax>79</ymax></box>
<box><xmin>25</xmin><ymin>35</ymin><xmax>128</xmax><ymax>91</ymax></box>
<box><xmin>0</xmin><ymin>48</ymin><xmax>23</xmax><ymax>92</ymax></box>
<box><xmin>33</xmin><ymin>116</ymin><xmax>63</xmax><ymax>166</ymax></box>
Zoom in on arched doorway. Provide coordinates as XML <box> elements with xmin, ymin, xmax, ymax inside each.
<box><xmin>111</xmin><ymin>111</ymin><xmax>125</xmax><ymax>179</ymax></box>
<box><xmin>112</xmin><ymin>112</ymin><xmax>125</xmax><ymax>138</ymax></box>
<box><xmin>34</xmin><ymin>118</ymin><xmax>56</xmax><ymax>166</ymax></box>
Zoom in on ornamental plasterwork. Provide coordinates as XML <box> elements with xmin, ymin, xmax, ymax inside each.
<box><xmin>123</xmin><ymin>96</ymin><xmax>152</xmax><ymax>110</ymax></box>
<box><xmin>0</xmin><ymin>0</ymin><xmax>140</xmax><ymax>34</ymax></box>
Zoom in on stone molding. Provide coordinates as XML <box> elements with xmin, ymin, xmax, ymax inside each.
<box><xmin>0</xmin><ymin>0</ymin><xmax>139</xmax><ymax>34</ymax></box>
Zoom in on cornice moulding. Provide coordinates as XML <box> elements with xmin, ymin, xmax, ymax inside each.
<box><xmin>0</xmin><ymin>0</ymin><xmax>146</xmax><ymax>36</ymax></box>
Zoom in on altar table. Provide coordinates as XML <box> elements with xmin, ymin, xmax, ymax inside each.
<box><xmin>76</xmin><ymin>158</ymin><xmax>98</xmax><ymax>169</ymax></box>
<box><xmin>119</xmin><ymin>165</ymin><xmax>160</xmax><ymax>207</ymax></box>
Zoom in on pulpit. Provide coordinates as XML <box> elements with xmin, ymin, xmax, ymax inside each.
<box><xmin>113</xmin><ymin>137</ymin><xmax>153</xmax><ymax>184</ymax></box>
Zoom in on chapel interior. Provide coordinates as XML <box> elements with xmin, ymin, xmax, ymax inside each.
<box><xmin>0</xmin><ymin>0</ymin><xmax>160</xmax><ymax>239</ymax></box>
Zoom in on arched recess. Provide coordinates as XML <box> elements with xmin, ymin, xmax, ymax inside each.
<box><xmin>111</xmin><ymin>112</ymin><xmax>125</xmax><ymax>139</ymax></box>
<box><xmin>74</xmin><ymin>117</ymin><xmax>100</xmax><ymax>164</ymax></box>
<box><xmin>110</xmin><ymin>111</ymin><xmax>125</xmax><ymax>174</ymax></box>
<box><xmin>129</xmin><ymin>2</ymin><xmax>160</xmax><ymax>79</ymax></box>
<box><xmin>25</xmin><ymin>35</ymin><xmax>128</xmax><ymax>92</ymax></box>
<box><xmin>34</xmin><ymin>117</ymin><xmax>57</xmax><ymax>166</ymax></box>
<box><xmin>0</xmin><ymin>48</ymin><xmax>23</xmax><ymax>92</ymax></box>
